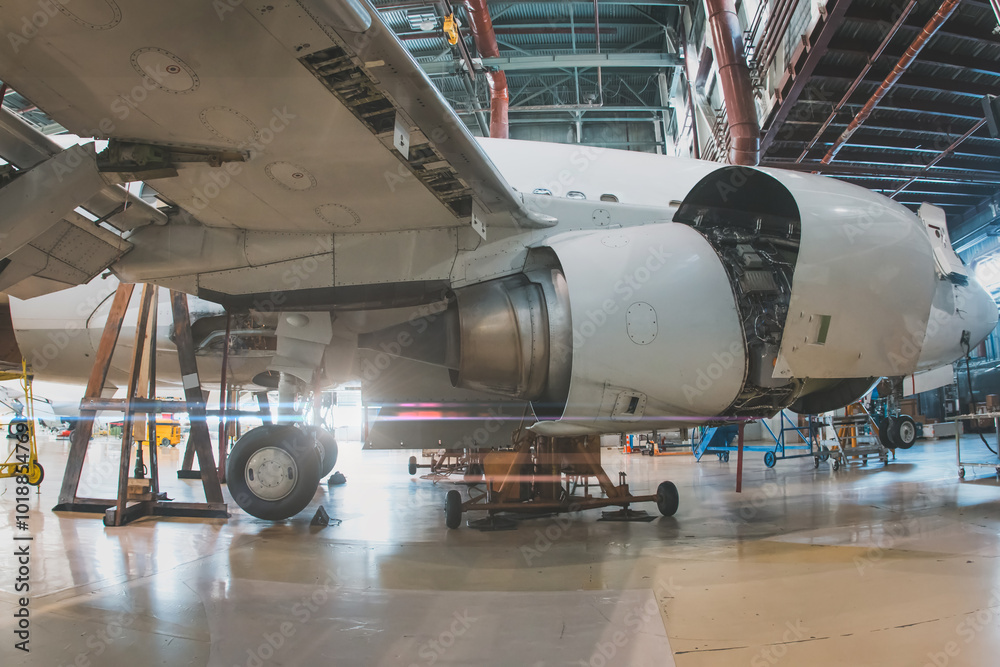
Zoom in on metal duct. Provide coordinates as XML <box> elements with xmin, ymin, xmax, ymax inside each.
<box><xmin>705</xmin><ymin>0</ymin><xmax>759</xmax><ymax>165</ymax></box>
<box><xmin>463</xmin><ymin>0</ymin><xmax>509</xmax><ymax>138</ymax></box>
<box><xmin>821</xmin><ymin>0</ymin><xmax>961</xmax><ymax>164</ymax></box>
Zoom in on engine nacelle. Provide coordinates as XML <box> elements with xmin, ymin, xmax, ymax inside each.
<box><xmin>360</xmin><ymin>223</ymin><xmax>758</xmax><ymax>433</ymax></box>
<box><xmin>359</xmin><ymin>165</ymin><xmax>998</xmax><ymax>435</ymax></box>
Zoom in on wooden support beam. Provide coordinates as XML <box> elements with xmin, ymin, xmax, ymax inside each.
<box><xmin>114</xmin><ymin>284</ymin><xmax>155</xmax><ymax>526</ymax></box>
<box><xmin>169</xmin><ymin>290</ymin><xmax>224</xmax><ymax>504</ymax></box>
<box><xmin>57</xmin><ymin>283</ymin><xmax>135</xmax><ymax>507</ymax></box>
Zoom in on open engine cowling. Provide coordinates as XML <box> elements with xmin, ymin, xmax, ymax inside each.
<box><xmin>358</xmin><ymin>164</ymin><xmax>964</xmax><ymax>434</ymax></box>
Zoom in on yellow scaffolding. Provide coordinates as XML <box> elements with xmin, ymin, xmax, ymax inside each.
<box><xmin>0</xmin><ymin>359</ymin><xmax>43</xmax><ymax>486</ymax></box>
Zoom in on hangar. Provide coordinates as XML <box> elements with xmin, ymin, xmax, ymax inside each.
<box><xmin>2</xmin><ymin>0</ymin><xmax>1000</xmax><ymax>664</ymax></box>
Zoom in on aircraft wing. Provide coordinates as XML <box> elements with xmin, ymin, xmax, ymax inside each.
<box><xmin>0</xmin><ymin>0</ymin><xmax>553</xmax><ymax>298</ymax></box>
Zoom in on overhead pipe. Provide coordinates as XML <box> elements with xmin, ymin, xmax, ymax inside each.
<box><xmin>463</xmin><ymin>0</ymin><xmax>509</xmax><ymax>138</ymax></box>
<box><xmin>821</xmin><ymin>0</ymin><xmax>962</xmax><ymax>164</ymax></box>
<box><xmin>705</xmin><ymin>0</ymin><xmax>760</xmax><ymax>165</ymax></box>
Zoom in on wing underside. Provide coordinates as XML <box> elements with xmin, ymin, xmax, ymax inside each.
<box><xmin>0</xmin><ymin>0</ymin><xmax>547</xmax><ymax>298</ymax></box>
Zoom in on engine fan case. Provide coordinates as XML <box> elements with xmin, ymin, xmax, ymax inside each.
<box><xmin>532</xmin><ymin>223</ymin><xmax>747</xmax><ymax>435</ymax></box>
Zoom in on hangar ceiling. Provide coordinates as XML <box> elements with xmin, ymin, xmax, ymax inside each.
<box><xmin>3</xmin><ymin>0</ymin><xmax>1000</xmax><ymax>238</ymax></box>
<box><xmin>374</xmin><ymin>0</ymin><xmax>1000</xmax><ymax>237</ymax></box>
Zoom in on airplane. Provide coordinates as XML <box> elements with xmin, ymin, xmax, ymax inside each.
<box><xmin>0</xmin><ymin>1</ymin><xmax>995</xmax><ymax>523</ymax></box>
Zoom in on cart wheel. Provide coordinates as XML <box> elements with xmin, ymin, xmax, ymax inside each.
<box><xmin>445</xmin><ymin>490</ymin><xmax>463</xmax><ymax>529</ymax></box>
<box><xmin>959</xmin><ymin>467</ymin><xmax>966</xmax><ymax>479</ymax></box>
<box><xmin>722</xmin><ymin>451</ymin><xmax>730</xmax><ymax>463</ymax></box>
<box><xmin>833</xmin><ymin>459</ymin><xmax>841</xmax><ymax>471</ymax></box>
<box><xmin>408</xmin><ymin>455</ymin><xmax>418</xmax><ymax>476</ymax></box>
<box><xmin>655</xmin><ymin>481</ymin><xmax>679</xmax><ymax>517</ymax></box>
<box><xmin>764</xmin><ymin>451</ymin><xmax>776</xmax><ymax>468</ymax></box>
<box><xmin>27</xmin><ymin>462</ymin><xmax>44</xmax><ymax>486</ymax></box>
<box><xmin>716</xmin><ymin>452</ymin><xmax>723</xmax><ymax>461</ymax></box>
<box><xmin>820</xmin><ymin>446</ymin><xmax>830</xmax><ymax>462</ymax></box>
<box><xmin>814</xmin><ymin>457</ymin><xmax>820</xmax><ymax>469</ymax></box>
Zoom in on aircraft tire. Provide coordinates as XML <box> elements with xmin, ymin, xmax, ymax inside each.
<box><xmin>227</xmin><ymin>425</ymin><xmax>321</xmax><ymax>520</ymax></box>
<box><xmin>892</xmin><ymin>415</ymin><xmax>917</xmax><ymax>450</ymax></box>
<box><xmin>302</xmin><ymin>426</ymin><xmax>338</xmax><ymax>477</ymax></box>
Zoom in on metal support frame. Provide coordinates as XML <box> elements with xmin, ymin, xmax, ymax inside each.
<box><xmin>453</xmin><ymin>431</ymin><xmax>664</xmax><ymax>527</ymax></box>
<box><xmin>952</xmin><ymin>412</ymin><xmax>1000</xmax><ymax>480</ymax></box>
<box><xmin>53</xmin><ymin>283</ymin><xmax>228</xmax><ymax>525</ymax></box>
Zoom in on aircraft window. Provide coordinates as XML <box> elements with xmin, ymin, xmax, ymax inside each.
<box><xmin>567</xmin><ymin>191</ymin><xmax>586</xmax><ymax>200</ymax></box>
<box><xmin>532</xmin><ymin>188</ymin><xmax>553</xmax><ymax>196</ymax></box>
<box><xmin>600</xmin><ymin>194</ymin><xmax>619</xmax><ymax>203</ymax></box>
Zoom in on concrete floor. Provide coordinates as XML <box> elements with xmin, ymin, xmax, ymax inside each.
<box><xmin>3</xmin><ymin>433</ymin><xmax>1000</xmax><ymax>666</ymax></box>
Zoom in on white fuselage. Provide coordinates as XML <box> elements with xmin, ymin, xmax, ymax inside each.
<box><xmin>7</xmin><ymin>140</ymin><xmax>999</xmax><ymax>434</ymax></box>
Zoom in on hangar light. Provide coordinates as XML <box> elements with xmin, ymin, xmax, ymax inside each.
<box><xmin>974</xmin><ymin>253</ymin><xmax>1000</xmax><ymax>293</ymax></box>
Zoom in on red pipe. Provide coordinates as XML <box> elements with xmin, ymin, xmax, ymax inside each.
<box><xmin>822</xmin><ymin>0</ymin><xmax>961</xmax><ymax>164</ymax></box>
<box><xmin>705</xmin><ymin>0</ymin><xmax>760</xmax><ymax>165</ymax></box>
<box><xmin>463</xmin><ymin>0</ymin><xmax>508</xmax><ymax>138</ymax></box>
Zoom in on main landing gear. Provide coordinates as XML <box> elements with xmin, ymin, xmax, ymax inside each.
<box><xmin>226</xmin><ymin>424</ymin><xmax>338</xmax><ymax>520</ymax></box>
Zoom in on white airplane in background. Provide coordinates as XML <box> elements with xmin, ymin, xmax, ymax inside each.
<box><xmin>0</xmin><ymin>1</ymin><xmax>995</xmax><ymax>523</ymax></box>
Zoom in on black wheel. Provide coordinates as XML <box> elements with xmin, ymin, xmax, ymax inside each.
<box><xmin>408</xmin><ymin>455</ymin><xmax>418</xmax><ymax>475</ymax></box>
<box><xmin>814</xmin><ymin>457</ymin><xmax>820</xmax><ymax>469</ymax></box>
<box><xmin>27</xmin><ymin>462</ymin><xmax>43</xmax><ymax>486</ymax></box>
<box><xmin>722</xmin><ymin>451</ymin><xmax>730</xmax><ymax>463</ymax></box>
<box><xmin>160</xmin><ymin>437</ymin><xmax>170</xmax><ymax>447</ymax></box>
<box><xmin>764</xmin><ymin>451</ymin><xmax>776</xmax><ymax>468</ymax></box>
<box><xmin>891</xmin><ymin>415</ymin><xmax>917</xmax><ymax>450</ymax></box>
<box><xmin>959</xmin><ymin>467</ymin><xmax>966</xmax><ymax>479</ymax></box>
<box><xmin>820</xmin><ymin>445</ymin><xmax>830</xmax><ymax>462</ymax></box>
<box><xmin>878</xmin><ymin>417</ymin><xmax>897</xmax><ymax>449</ymax></box>
<box><xmin>833</xmin><ymin>458</ymin><xmax>841</xmax><ymax>471</ymax></box>
<box><xmin>445</xmin><ymin>489</ymin><xmax>463</xmax><ymax>529</ymax></box>
<box><xmin>226</xmin><ymin>425</ymin><xmax>321</xmax><ymax>520</ymax></box>
<box><xmin>655</xmin><ymin>481</ymin><xmax>679</xmax><ymax>517</ymax></box>
<box><xmin>302</xmin><ymin>426</ymin><xmax>338</xmax><ymax>477</ymax></box>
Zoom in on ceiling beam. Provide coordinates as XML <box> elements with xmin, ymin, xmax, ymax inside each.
<box><xmin>762</xmin><ymin>160</ymin><xmax>1000</xmax><ymax>184</ymax></box>
<box><xmin>420</xmin><ymin>52</ymin><xmax>679</xmax><ymax>75</ymax></box>
<box><xmin>757</xmin><ymin>0</ymin><xmax>854</xmax><ymax>156</ymax></box>
<box><xmin>375</xmin><ymin>0</ymin><xmax>689</xmax><ymax>7</ymax></box>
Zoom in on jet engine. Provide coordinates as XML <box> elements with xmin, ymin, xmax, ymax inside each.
<box><xmin>359</xmin><ymin>167</ymin><xmax>996</xmax><ymax>434</ymax></box>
